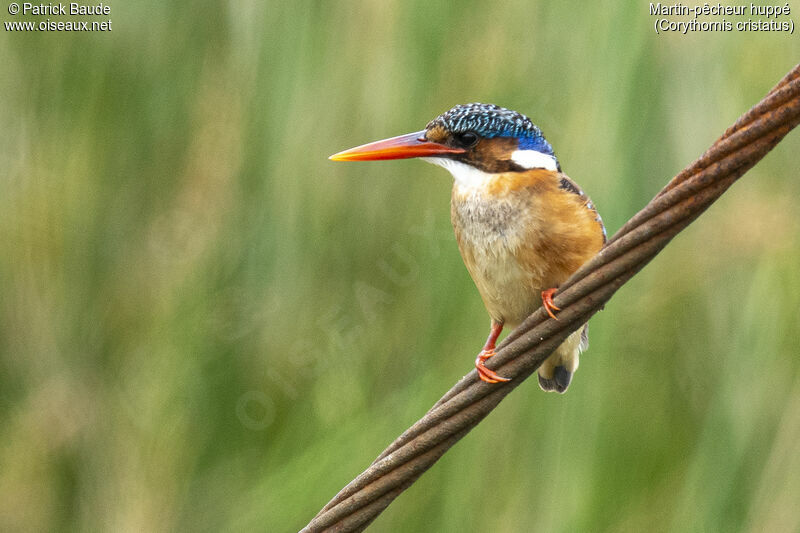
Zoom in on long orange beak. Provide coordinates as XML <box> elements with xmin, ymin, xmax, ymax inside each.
<box><xmin>329</xmin><ymin>131</ymin><xmax>465</xmax><ymax>161</ymax></box>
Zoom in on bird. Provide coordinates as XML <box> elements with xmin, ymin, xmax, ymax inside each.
<box><xmin>329</xmin><ymin>103</ymin><xmax>606</xmax><ymax>392</ymax></box>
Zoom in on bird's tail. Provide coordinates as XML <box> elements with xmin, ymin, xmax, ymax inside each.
<box><xmin>537</xmin><ymin>325</ymin><xmax>587</xmax><ymax>393</ymax></box>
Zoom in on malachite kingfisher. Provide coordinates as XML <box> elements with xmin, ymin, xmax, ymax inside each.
<box><xmin>330</xmin><ymin>103</ymin><xmax>606</xmax><ymax>392</ymax></box>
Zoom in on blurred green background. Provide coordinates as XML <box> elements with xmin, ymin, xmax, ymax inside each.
<box><xmin>2</xmin><ymin>1</ymin><xmax>799</xmax><ymax>531</ymax></box>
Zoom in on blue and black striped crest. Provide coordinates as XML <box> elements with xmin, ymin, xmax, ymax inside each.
<box><xmin>427</xmin><ymin>103</ymin><xmax>555</xmax><ymax>156</ymax></box>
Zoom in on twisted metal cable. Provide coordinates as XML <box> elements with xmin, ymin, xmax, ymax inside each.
<box><xmin>302</xmin><ymin>63</ymin><xmax>800</xmax><ymax>533</ymax></box>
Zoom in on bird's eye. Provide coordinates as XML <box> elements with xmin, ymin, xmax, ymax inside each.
<box><xmin>454</xmin><ymin>131</ymin><xmax>479</xmax><ymax>148</ymax></box>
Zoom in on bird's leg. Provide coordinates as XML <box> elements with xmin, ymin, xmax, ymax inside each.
<box><xmin>541</xmin><ymin>288</ymin><xmax>561</xmax><ymax>320</ymax></box>
<box><xmin>475</xmin><ymin>321</ymin><xmax>510</xmax><ymax>383</ymax></box>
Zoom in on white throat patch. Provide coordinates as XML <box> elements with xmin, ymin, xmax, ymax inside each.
<box><xmin>422</xmin><ymin>157</ymin><xmax>494</xmax><ymax>190</ymax></box>
<box><xmin>424</xmin><ymin>150</ymin><xmax>557</xmax><ymax>189</ymax></box>
<box><xmin>510</xmin><ymin>149</ymin><xmax>558</xmax><ymax>171</ymax></box>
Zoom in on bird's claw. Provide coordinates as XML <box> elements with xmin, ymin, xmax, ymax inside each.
<box><xmin>475</xmin><ymin>349</ymin><xmax>511</xmax><ymax>383</ymax></box>
<box><xmin>541</xmin><ymin>288</ymin><xmax>561</xmax><ymax>320</ymax></box>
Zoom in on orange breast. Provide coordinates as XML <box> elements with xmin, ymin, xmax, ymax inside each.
<box><xmin>451</xmin><ymin>170</ymin><xmax>604</xmax><ymax>327</ymax></box>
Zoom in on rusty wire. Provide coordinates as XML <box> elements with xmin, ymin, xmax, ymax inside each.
<box><xmin>302</xmin><ymin>63</ymin><xmax>800</xmax><ymax>533</ymax></box>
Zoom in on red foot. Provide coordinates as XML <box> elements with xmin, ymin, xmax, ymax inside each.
<box><xmin>475</xmin><ymin>349</ymin><xmax>511</xmax><ymax>383</ymax></box>
<box><xmin>541</xmin><ymin>288</ymin><xmax>561</xmax><ymax>320</ymax></box>
<box><xmin>474</xmin><ymin>321</ymin><xmax>510</xmax><ymax>384</ymax></box>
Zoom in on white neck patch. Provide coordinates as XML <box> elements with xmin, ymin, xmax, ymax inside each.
<box><xmin>423</xmin><ymin>150</ymin><xmax>558</xmax><ymax>190</ymax></box>
<box><xmin>422</xmin><ymin>157</ymin><xmax>495</xmax><ymax>190</ymax></box>
<box><xmin>510</xmin><ymin>149</ymin><xmax>558</xmax><ymax>171</ymax></box>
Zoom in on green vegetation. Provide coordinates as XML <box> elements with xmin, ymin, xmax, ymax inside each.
<box><xmin>1</xmin><ymin>2</ymin><xmax>799</xmax><ymax>531</ymax></box>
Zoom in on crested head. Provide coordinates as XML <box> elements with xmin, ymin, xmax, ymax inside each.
<box><xmin>426</xmin><ymin>103</ymin><xmax>555</xmax><ymax>156</ymax></box>
<box><xmin>421</xmin><ymin>103</ymin><xmax>560</xmax><ymax>187</ymax></box>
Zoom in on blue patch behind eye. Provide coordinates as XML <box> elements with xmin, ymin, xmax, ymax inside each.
<box><xmin>516</xmin><ymin>134</ymin><xmax>554</xmax><ymax>155</ymax></box>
